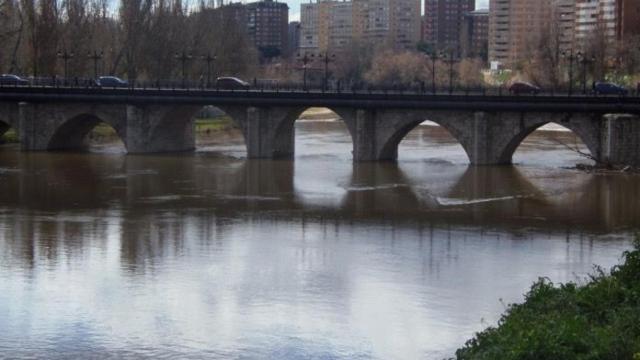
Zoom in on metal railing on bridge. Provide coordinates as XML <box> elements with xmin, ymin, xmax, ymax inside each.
<box><xmin>1</xmin><ymin>76</ymin><xmax>640</xmax><ymax>99</ymax></box>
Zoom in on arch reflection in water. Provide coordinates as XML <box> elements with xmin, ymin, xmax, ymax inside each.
<box><xmin>2</xmin><ymin>149</ymin><xmax>640</xmax><ymax>231</ymax></box>
<box><xmin>0</xmin><ymin>145</ymin><xmax>638</xmax><ymax>358</ymax></box>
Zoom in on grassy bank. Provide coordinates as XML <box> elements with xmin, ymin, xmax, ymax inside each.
<box><xmin>456</xmin><ymin>238</ymin><xmax>640</xmax><ymax>360</ymax></box>
<box><xmin>0</xmin><ymin>128</ymin><xmax>18</xmax><ymax>143</ymax></box>
<box><xmin>194</xmin><ymin>116</ymin><xmax>237</xmax><ymax>133</ymax></box>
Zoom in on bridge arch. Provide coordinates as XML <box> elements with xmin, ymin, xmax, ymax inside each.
<box><xmin>374</xmin><ymin>110</ymin><xmax>473</xmax><ymax>163</ymax></box>
<box><xmin>271</xmin><ymin>107</ymin><xmax>356</xmax><ymax>158</ymax></box>
<box><xmin>47</xmin><ymin>113</ymin><xmax>126</xmax><ymax>151</ymax></box>
<box><xmin>0</xmin><ymin>119</ymin><xmax>11</xmax><ymax>138</ymax></box>
<box><xmin>496</xmin><ymin>114</ymin><xmax>601</xmax><ymax>164</ymax></box>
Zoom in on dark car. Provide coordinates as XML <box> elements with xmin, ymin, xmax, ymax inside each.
<box><xmin>215</xmin><ymin>77</ymin><xmax>250</xmax><ymax>90</ymax></box>
<box><xmin>593</xmin><ymin>81</ymin><xmax>627</xmax><ymax>95</ymax></box>
<box><xmin>95</xmin><ymin>76</ymin><xmax>128</xmax><ymax>88</ymax></box>
<box><xmin>508</xmin><ymin>81</ymin><xmax>541</xmax><ymax>95</ymax></box>
<box><xmin>0</xmin><ymin>74</ymin><xmax>29</xmax><ymax>86</ymax></box>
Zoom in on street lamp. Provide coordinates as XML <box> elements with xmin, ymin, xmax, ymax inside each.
<box><xmin>87</xmin><ymin>50</ymin><xmax>103</xmax><ymax>80</ymax></box>
<box><xmin>57</xmin><ymin>49</ymin><xmax>74</xmax><ymax>82</ymax></box>
<box><xmin>200</xmin><ymin>52</ymin><xmax>217</xmax><ymax>88</ymax></box>
<box><xmin>440</xmin><ymin>50</ymin><xmax>456</xmax><ymax>94</ymax></box>
<box><xmin>318</xmin><ymin>52</ymin><xmax>336</xmax><ymax>91</ymax></box>
<box><xmin>577</xmin><ymin>51</ymin><xmax>595</xmax><ymax>94</ymax></box>
<box><xmin>561</xmin><ymin>50</ymin><xmax>577</xmax><ymax>95</ymax></box>
<box><xmin>175</xmin><ymin>50</ymin><xmax>193</xmax><ymax>87</ymax></box>
<box><xmin>296</xmin><ymin>52</ymin><xmax>314</xmax><ymax>90</ymax></box>
<box><xmin>425</xmin><ymin>51</ymin><xmax>438</xmax><ymax>94</ymax></box>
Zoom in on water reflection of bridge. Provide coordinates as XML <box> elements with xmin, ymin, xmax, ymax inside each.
<box><xmin>1</xmin><ymin>151</ymin><xmax>638</xmax><ymax>233</ymax></box>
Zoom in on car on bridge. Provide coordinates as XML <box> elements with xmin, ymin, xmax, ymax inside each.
<box><xmin>593</xmin><ymin>82</ymin><xmax>628</xmax><ymax>96</ymax></box>
<box><xmin>508</xmin><ymin>81</ymin><xmax>541</xmax><ymax>95</ymax></box>
<box><xmin>215</xmin><ymin>77</ymin><xmax>250</xmax><ymax>90</ymax></box>
<box><xmin>95</xmin><ymin>76</ymin><xmax>129</xmax><ymax>88</ymax></box>
<box><xmin>0</xmin><ymin>74</ymin><xmax>29</xmax><ymax>86</ymax></box>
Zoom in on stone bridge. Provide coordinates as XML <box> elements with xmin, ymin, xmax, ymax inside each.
<box><xmin>1</xmin><ymin>87</ymin><xmax>640</xmax><ymax>165</ymax></box>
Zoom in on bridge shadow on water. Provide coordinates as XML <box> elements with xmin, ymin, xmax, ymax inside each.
<box><xmin>1</xmin><ymin>148</ymin><xmax>638</xmax><ymax>234</ymax></box>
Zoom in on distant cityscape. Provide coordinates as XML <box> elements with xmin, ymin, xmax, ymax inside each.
<box><xmin>218</xmin><ymin>0</ymin><xmax>639</xmax><ymax>68</ymax></box>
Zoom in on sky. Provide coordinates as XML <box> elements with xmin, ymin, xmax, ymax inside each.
<box><xmin>287</xmin><ymin>0</ymin><xmax>490</xmax><ymax>22</ymax></box>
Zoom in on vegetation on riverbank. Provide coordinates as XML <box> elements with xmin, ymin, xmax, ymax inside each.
<box><xmin>194</xmin><ymin>116</ymin><xmax>237</xmax><ymax>133</ymax></box>
<box><xmin>455</xmin><ymin>238</ymin><xmax>640</xmax><ymax>360</ymax></box>
<box><xmin>0</xmin><ymin>129</ymin><xmax>18</xmax><ymax>143</ymax></box>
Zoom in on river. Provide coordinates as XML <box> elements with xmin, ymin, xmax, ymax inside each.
<box><xmin>0</xmin><ymin>115</ymin><xmax>637</xmax><ymax>359</ymax></box>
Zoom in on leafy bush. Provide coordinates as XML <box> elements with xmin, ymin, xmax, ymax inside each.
<box><xmin>456</xmin><ymin>239</ymin><xmax>640</xmax><ymax>360</ymax></box>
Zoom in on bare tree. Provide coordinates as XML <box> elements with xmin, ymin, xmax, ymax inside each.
<box><xmin>118</xmin><ymin>0</ymin><xmax>153</xmax><ymax>80</ymax></box>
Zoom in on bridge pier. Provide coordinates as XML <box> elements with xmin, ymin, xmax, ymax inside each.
<box><xmin>601</xmin><ymin>114</ymin><xmax>640</xmax><ymax>167</ymax></box>
<box><xmin>218</xmin><ymin>106</ymin><xmax>304</xmax><ymax>159</ymax></box>
<box><xmin>125</xmin><ymin>105</ymin><xmax>197</xmax><ymax>153</ymax></box>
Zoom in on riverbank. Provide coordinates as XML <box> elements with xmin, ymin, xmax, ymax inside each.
<box><xmin>455</xmin><ymin>238</ymin><xmax>640</xmax><ymax>360</ymax></box>
<box><xmin>0</xmin><ymin>129</ymin><xmax>18</xmax><ymax>144</ymax></box>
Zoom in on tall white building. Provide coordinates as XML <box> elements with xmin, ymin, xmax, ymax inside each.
<box><xmin>300</xmin><ymin>3</ymin><xmax>321</xmax><ymax>52</ymax></box>
<box><xmin>328</xmin><ymin>2</ymin><xmax>353</xmax><ymax>51</ymax></box>
<box><xmin>353</xmin><ymin>0</ymin><xmax>421</xmax><ymax>50</ymax></box>
<box><xmin>574</xmin><ymin>0</ymin><xmax>618</xmax><ymax>46</ymax></box>
<box><xmin>299</xmin><ymin>0</ymin><xmax>420</xmax><ymax>54</ymax></box>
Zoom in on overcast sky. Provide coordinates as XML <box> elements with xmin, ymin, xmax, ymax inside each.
<box><xmin>287</xmin><ymin>0</ymin><xmax>490</xmax><ymax>22</ymax></box>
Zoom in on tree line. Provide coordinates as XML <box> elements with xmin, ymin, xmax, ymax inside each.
<box><xmin>1</xmin><ymin>0</ymin><xmax>638</xmax><ymax>89</ymax></box>
<box><xmin>0</xmin><ymin>0</ymin><xmax>257</xmax><ymax>81</ymax></box>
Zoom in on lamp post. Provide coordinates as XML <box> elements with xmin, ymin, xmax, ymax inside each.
<box><xmin>57</xmin><ymin>49</ymin><xmax>74</xmax><ymax>82</ymax></box>
<box><xmin>297</xmin><ymin>52</ymin><xmax>313</xmax><ymax>90</ymax></box>
<box><xmin>201</xmin><ymin>52</ymin><xmax>217</xmax><ymax>88</ymax></box>
<box><xmin>561</xmin><ymin>50</ymin><xmax>577</xmax><ymax>95</ymax></box>
<box><xmin>87</xmin><ymin>50</ymin><xmax>103</xmax><ymax>80</ymax></box>
<box><xmin>577</xmin><ymin>51</ymin><xmax>595</xmax><ymax>94</ymax></box>
<box><xmin>175</xmin><ymin>50</ymin><xmax>193</xmax><ymax>87</ymax></box>
<box><xmin>440</xmin><ymin>50</ymin><xmax>456</xmax><ymax>94</ymax></box>
<box><xmin>318</xmin><ymin>52</ymin><xmax>336</xmax><ymax>91</ymax></box>
<box><xmin>425</xmin><ymin>51</ymin><xmax>438</xmax><ymax>94</ymax></box>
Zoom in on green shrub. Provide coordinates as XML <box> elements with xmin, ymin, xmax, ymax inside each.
<box><xmin>456</xmin><ymin>239</ymin><xmax>640</xmax><ymax>360</ymax></box>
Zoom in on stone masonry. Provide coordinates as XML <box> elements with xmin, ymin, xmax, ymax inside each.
<box><xmin>1</xmin><ymin>101</ymin><xmax>639</xmax><ymax>166</ymax></box>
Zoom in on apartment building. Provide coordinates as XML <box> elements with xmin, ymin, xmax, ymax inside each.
<box><xmin>618</xmin><ymin>0</ymin><xmax>640</xmax><ymax>40</ymax></box>
<box><xmin>553</xmin><ymin>0</ymin><xmax>577</xmax><ymax>53</ymax></box>
<box><xmin>423</xmin><ymin>0</ymin><xmax>475</xmax><ymax>55</ymax></box>
<box><xmin>575</xmin><ymin>0</ymin><xmax>640</xmax><ymax>47</ymax></box>
<box><xmin>220</xmin><ymin>0</ymin><xmax>289</xmax><ymax>58</ymax></box>
<box><xmin>300</xmin><ymin>0</ymin><xmax>420</xmax><ymax>54</ymax></box>
<box><xmin>460</xmin><ymin>9</ymin><xmax>489</xmax><ymax>59</ymax></box>
<box><xmin>288</xmin><ymin>21</ymin><xmax>301</xmax><ymax>56</ymax></box>
<box><xmin>300</xmin><ymin>1</ymin><xmax>353</xmax><ymax>53</ymax></box>
<box><xmin>489</xmin><ymin>0</ymin><xmax>564</xmax><ymax>65</ymax></box>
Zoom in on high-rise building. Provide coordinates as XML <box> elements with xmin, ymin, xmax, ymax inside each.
<box><xmin>575</xmin><ymin>0</ymin><xmax>640</xmax><ymax>47</ymax></box>
<box><xmin>246</xmin><ymin>0</ymin><xmax>289</xmax><ymax>57</ymax></box>
<box><xmin>300</xmin><ymin>0</ymin><xmax>419</xmax><ymax>53</ymax></box>
<box><xmin>300</xmin><ymin>0</ymin><xmax>344</xmax><ymax>53</ymax></box>
<box><xmin>300</xmin><ymin>2</ymin><xmax>321</xmax><ymax>52</ymax></box>
<box><xmin>488</xmin><ymin>0</ymin><xmax>555</xmax><ymax>65</ymax></box>
<box><xmin>352</xmin><ymin>0</ymin><xmax>421</xmax><ymax>50</ymax></box>
<box><xmin>460</xmin><ymin>9</ymin><xmax>489</xmax><ymax>60</ymax></box>
<box><xmin>288</xmin><ymin>21</ymin><xmax>301</xmax><ymax>56</ymax></box>
<box><xmin>553</xmin><ymin>0</ymin><xmax>577</xmax><ymax>53</ymax></box>
<box><xmin>328</xmin><ymin>1</ymin><xmax>353</xmax><ymax>52</ymax></box>
<box><xmin>618</xmin><ymin>0</ymin><xmax>640</xmax><ymax>40</ymax></box>
<box><xmin>220</xmin><ymin>0</ymin><xmax>289</xmax><ymax>58</ymax></box>
<box><xmin>423</xmin><ymin>0</ymin><xmax>475</xmax><ymax>54</ymax></box>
